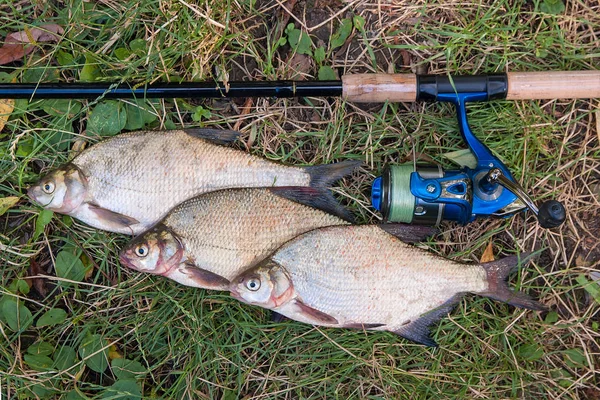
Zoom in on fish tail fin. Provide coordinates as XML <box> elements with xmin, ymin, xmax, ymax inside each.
<box><xmin>479</xmin><ymin>253</ymin><xmax>547</xmax><ymax>311</ymax></box>
<box><xmin>305</xmin><ymin>160</ymin><xmax>362</xmax><ymax>188</ymax></box>
<box><xmin>269</xmin><ymin>187</ymin><xmax>355</xmax><ymax>222</ymax></box>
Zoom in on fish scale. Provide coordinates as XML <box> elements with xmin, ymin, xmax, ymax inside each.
<box><xmin>166</xmin><ymin>189</ymin><xmax>346</xmax><ymax>281</ymax></box>
<box><xmin>29</xmin><ymin>129</ymin><xmax>364</xmax><ymax>235</ymax></box>
<box><xmin>77</xmin><ymin>130</ymin><xmax>310</xmax><ymax>232</ymax></box>
<box><xmin>119</xmin><ymin>188</ymin><xmax>352</xmax><ymax>289</ymax></box>
<box><xmin>260</xmin><ymin>225</ymin><xmax>492</xmax><ymax>332</ymax></box>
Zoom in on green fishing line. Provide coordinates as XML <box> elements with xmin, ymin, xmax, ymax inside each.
<box><xmin>387</xmin><ymin>164</ymin><xmax>415</xmax><ymax>223</ymax></box>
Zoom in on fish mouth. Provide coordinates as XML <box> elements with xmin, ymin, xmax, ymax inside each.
<box><xmin>229</xmin><ymin>286</ymin><xmax>242</xmax><ymax>301</ymax></box>
<box><xmin>118</xmin><ymin>252</ymin><xmax>137</xmax><ymax>270</ymax></box>
<box><xmin>27</xmin><ymin>186</ymin><xmax>40</xmax><ymax>203</ymax></box>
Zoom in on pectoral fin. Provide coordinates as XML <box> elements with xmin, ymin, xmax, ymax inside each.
<box><xmin>184</xmin><ymin>128</ymin><xmax>240</xmax><ymax>145</ymax></box>
<box><xmin>87</xmin><ymin>204</ymin><xmax>139</xmax><ymax>228</ymax></box>
<box><xmin>180</xmin><ymin>263</ymin><xmax>230</xmax><ymax>290</ymax></box>
<box><xmin>392</xmin><ymin>295</ymin><xmax>462</xmax><ymax>347</ymax></box>
<box><xmin>288</xmin><ymin>299</ymin><xmax>338</xmax><ymax>325</ymax></box>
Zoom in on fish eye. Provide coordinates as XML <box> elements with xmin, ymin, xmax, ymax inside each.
<box><xmin>134</xmin><ymin>244</ymin><xmax>149</xmax><ymax>258</ymax></box>
<box><xmin>245</xmin><ymin>278</ymin><xmax>261</xmax><ymax>292</ymax></box>
<box><xmin>42</xmin><ymin>182</ymin><xmax>55</xmax><ymax>194</ymax></box>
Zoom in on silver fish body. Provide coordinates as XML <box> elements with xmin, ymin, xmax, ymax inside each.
<box><xmin>231</xmin><ymin>225</ymin><xmax>544</xmax><ymax>346</ymax></box>
<box><xmin>119</xmin><ymin>187</ymin><xmax>353</xmax><ymax>289</ymax></box>
<box><xmin>28</xmin><ymin>129</ymin><xmax>360</xmax><ymax>234</ymax></box>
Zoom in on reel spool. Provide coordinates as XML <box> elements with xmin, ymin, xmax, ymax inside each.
<box><xmin>370</xmin><ymin>90</ymin><xmax>566</xmax><ymax>229</ymax></box>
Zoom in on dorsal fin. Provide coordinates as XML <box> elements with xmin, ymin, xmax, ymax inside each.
<box><xmin>269</xmin><ymin>186</ymin><xmax>355</xmax><ymax>223</ymax></box>
<box><xmin>183</xmin><ymin>128</ymin><xmax>240</xmax><ymax>145</ymax></box>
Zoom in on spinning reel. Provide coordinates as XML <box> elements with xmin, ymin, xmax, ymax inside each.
<box><xmin>371</xmin><ymin>86</ymin><xmax>566</xmax><ymax>228</ymax></box>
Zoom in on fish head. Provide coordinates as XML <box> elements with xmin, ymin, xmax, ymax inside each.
<box><xmin>28</xmin><ymin>165</ymin><xmax>87</xmax><ymax>214</ymax></box>
<box><xmin>119</xmin><ymin>225</ymin><xmax>184</xmax><ymax>275</ymax></box>
<box><xmin>231</xmin><ymin>261</ymin><xmax>293</xmax><ymax>308</ymax></box>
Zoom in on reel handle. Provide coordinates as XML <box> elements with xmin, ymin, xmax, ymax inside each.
<box><xmin>486</xmin><ymin>168</ymin><xmax>566</xmax><ymax>228</ymax></box>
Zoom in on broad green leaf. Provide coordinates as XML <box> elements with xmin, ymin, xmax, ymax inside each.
<box><xmin>331</xmin><ymin>18</ymin><xmax>352</xmax><ymax>49</ymax></box>
<box><xmin>27</xmin><ymin>342</ymin><xmax>54</xmax><ymax>356</ymax></box>
<box><xmin>192</xmin><ymin>106</ymin><xmax>212</xmax><ymax>122</ymax></box>
<box><xmin>130</xmin><ymin>39</ymin><xmax>147</xmax><ymax>56</ymax></box>
<box><xmin>540</xmin><ymin>0</ymin><xmax>565</xmax><ymax>14</ymax></box>
<box><xmin>16</xmin><ymin>138</ymin><xmax>34</xmax><ymax>157</ymax></box>
<box><xmin>56</xmin><ymin>50</ymin><xmax>75</xmax><ymax>66</ymax></box>
<box><xmin>563</xmin><ymin>348</ymin><xmax>587</xmax><ymax>368</ymax></box>
<box><xmin>79</xmin><ymin>334</ymin><xmax>109</xmax><ymax>373</ymax></box>
<box><xmin>34</xmin><ymin>209</ymin><xmax>54</xmax><ymax>240</ymax></box>
<box><xmin>286</xmin><ymin>24</ymin><xmax>312</xmax><ymax>56</ymax></box>
<box><xmin>26</xmin><ymin>382</ymin><xmax>56</xmax><ymax>399</ymax></box>
<box><xmin>442</xmin><ymin>148</ymin><xmax>478</xmax><ymax>169</ymax></box>
<box><xmin>111</xmin><ymin>358</ymin><xmax>147</xmax><ymax>380</ymax></box>
<box><xmin>80</xmin><ymin>54</ymin><xmax>100</xmax><ymax>82</ymax></box>
<box><xmin>114</xmin><ymin>47</ymin><xmax>132</xmax><ymax>61</ymax></box>
<box><xmin>575</xmin><ymin>274</ymin><xmax>600</xmax><ymax>304</ymax></box>
<box><xmin>53</xmin><ymin>345</ymin><xmax>78</xmax><ymax>371</ymax></box>
<box><xmin>65</xmin><ymin>390</ymin><xmax>88</xmax><ymax>400</ymax></box>
<box><xmin>517</xmin><ymin>343</ymin><xmax>544</xmax><ymax>362</ymax></box>
<box><xmin>88</xmin><ymin>101</ymin><xmax>127</xmax><ymax>136</ymax></box>
<box><xmin>124</xmin><ymin>100</ymin><xmax>158</xmax><ymax>130</ymax></box>
<box><xmin>55</xmin><ymin>250</ymin><xmax>89</xmax><ymax>283</ymax></box>
<box><xmin>101</xmin><ymin>379</ymin><xmax>142</xmax><ymax>400</ymax></box>
<box><xmin>0</xmin><ymin>196</ymin><xmax>18</xmax><ymax>216</ymax></box>
<box><xmin>37</xmin><ymin>308</ymin><xmax>68</xmax><ymax>327</ymax></box>
<box><xmin>24</xmin><ymin>354</ymin><xmax>54</xmax><ymax>371</ymax></box>
<box><xmin>314</xmin><ymin>47</ymin><xmax>326</xmax><ymax>65</ymax></box>
<box><xmin>17</xmin><ymin>279</ymin><xmax>30</xmax><ymax>295</ymax></box>
<box><xmin>353</xmin><ymin>15</ymin><xmax>365</xmax><ymax>31</ymax></box>
<box><xmin>42</xmin><ymin>99</ymin><xmax>82</xmax><ymax>118</ymax></box>
<box><xmin>222</xmin><ymin>390</ymin><xmax>237</xmax><ymax>400</ymax></box>
<box><xmin>544</xmin><ymin>311</ymin><xmax>559</xmax><ymax>324</ymax></box>
<box><xmin>1</xmin><ymin>298</ymin><xmax>33</xmax><ymax>331</ymax></box>
<box><xmin>318</xmin><ymin>66</ymin><xmax>337</xmax><ymax>81</ymax></box>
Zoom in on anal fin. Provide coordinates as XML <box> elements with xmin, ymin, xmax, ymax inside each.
<box><xmin>393</xmin><ymin>295</ymin><xmax>462</xmax><ymax>347</ymax></box>
<box><xmin>180</xmin><ymin>263</ymin><xmax>230</xmax><ymax>290</ymax></box>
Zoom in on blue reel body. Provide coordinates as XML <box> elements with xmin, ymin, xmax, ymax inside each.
<box><xmin>371</xmin><ymin>92</ymin><xmax>524</xmax><ymax>225</ymax></box>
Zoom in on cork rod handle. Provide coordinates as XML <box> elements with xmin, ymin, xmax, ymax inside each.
<box><xmin>506</xmin><ymin>71</ymin><xmax>600</xmax><ymax>100</ymax></box>
<box><xmin>342</xmin><ymin>73</ymin><xmax>417</xmax><ymax>103</ymax></box>
<box><xmin>342</xmin><ymin>71</ymin><xmax>600</xmax><ymax>102</ymax></box>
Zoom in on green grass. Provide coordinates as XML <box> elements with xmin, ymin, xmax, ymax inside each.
<box><xmin>1</xmin><ymin>0</ymin><xmax>599</xmax><ymax>398</ymax></box>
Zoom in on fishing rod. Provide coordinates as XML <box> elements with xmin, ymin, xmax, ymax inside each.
<box><xmin>5</xmin><ymin>70</ymin><xmax>599</xmax><ymax>228</ymax></box>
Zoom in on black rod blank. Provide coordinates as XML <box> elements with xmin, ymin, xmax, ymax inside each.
<box><xmin>0</xmin><ymin>81</ymin><xmax>343</xmax><ymax>99</ymax></box>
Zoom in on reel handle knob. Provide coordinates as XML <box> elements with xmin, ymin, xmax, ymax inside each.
<box><xmin>537</xmin><ymin>200</ymin><xmax>566</xmax><ymax>228</ymax></box>
<box><xmin>486</xmin><ymin>168</ymin><xmax>566</xmax><ymax>228</ymax></box>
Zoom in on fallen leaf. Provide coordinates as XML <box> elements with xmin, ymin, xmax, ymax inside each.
<box><xmin>0</xmin><ymin>98</ymin><xmax>14</xmax><ymax>132</ymax></box>
<box><xmin>480</xmin><ymin>241</ymin><xmax>495</xmax><ymax>263</ymax></box>
<box><xmin>0</xmin><ymin>196</ymin><xmax>19</xmax><ymax>216</ymax></box>
<box><xmin>28</xmin><ymin>257</ymin><xmax>50</xmax><ymax>298</ymax></box>
<box><xmin>0</xmin><ymin>24</ymin><xmax>64</xmax><ymax>65</ymax></box>
<box><xmin>284</xmin><ymin>53</ymin><xmax>313</xmax><ymax>80</ymax></box>
<box><xmin>443</xmin><ymin>148</ymin><xmax>478</xmax><ymax>169</ymax></box>
<box><xmin>575</xmin><ymin>255</ymin><xmax>592</xmax><ymax>268</ymax></box>
<box><xmin>108</xmin><ymin>343</ymin><xmax>123</xmax><ymax>360</ymax></box>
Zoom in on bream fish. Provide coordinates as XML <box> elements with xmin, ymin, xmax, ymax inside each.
<box><xmin>231</xmin><ymin>225</ymin><xmax>545</xmax><ymax>346</ymax></box>
<box><xmin>119</xmin><ymin>187</ymin><xmax>435</xmax><ymax>290</ymax></box>
<box><xmin>28</xmin><ymin>129</ymin><xmax>360</xmax><ymax>234</ymax></box>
